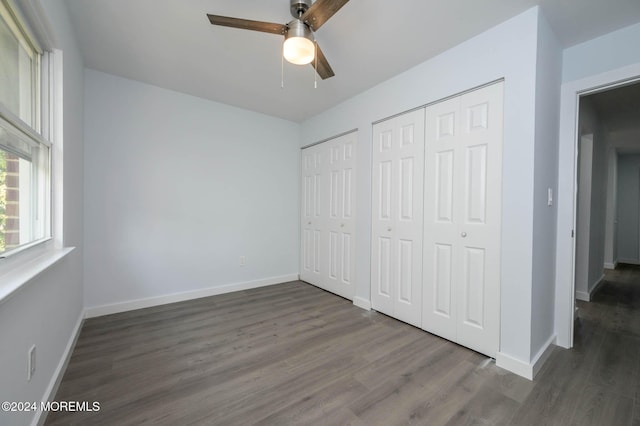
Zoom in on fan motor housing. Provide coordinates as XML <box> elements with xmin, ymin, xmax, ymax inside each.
<box><xmin>290</xmin><ymin>0</ymin><xmax>312</xmax><ymax>18</ymax></box>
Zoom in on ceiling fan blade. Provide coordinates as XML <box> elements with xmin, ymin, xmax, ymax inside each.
<box><xmin>207</xmin><ymin>14</ymin><xmax>286</xmax><ymax>35</ymax></box>
<box><xmin>301</xmin><ymin>0</ymin><xmax>350</xmax><ymax>31</ymax></box>
<box><xmin>311</xmin><ymin>44</ymin><xmax>335</xmax><ymax>80</ymax></box>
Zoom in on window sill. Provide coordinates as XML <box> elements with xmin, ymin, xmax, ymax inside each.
<box><xmin>0</xmin><ymin>236</ymin><xmax>53</xmax><ymax>258</ymax></box>
<box><xmin>0</xmin><ymin>246</ymin><xmax>74</xmax><ymax>306</ymax></box>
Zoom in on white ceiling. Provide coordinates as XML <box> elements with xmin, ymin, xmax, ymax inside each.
<box><xmin>63</xmin><ymin>0</ymin><xmax>640</xmax><ymax>122</ymax></box>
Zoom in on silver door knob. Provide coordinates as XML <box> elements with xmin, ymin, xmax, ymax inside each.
<box><xmin>461</xmin><ymin>232</ymin><xmax>467</xmax><ymax>238</ymax></box>
<box><xmin>387</xmin><ymin>227</ymin><xmax>392</xmax><ymax>232</ymax></box>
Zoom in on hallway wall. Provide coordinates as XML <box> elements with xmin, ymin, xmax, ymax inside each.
<box><xmin>617</xmin><ymin>154</ymin><xmax>640</xmax><ymax>264</ymax></box>
<box><xmin>575</xmin><ymin>97</ymin><xmax>607</xmax><ymax>300</ymax></box>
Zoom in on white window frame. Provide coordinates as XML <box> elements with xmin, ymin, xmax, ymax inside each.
<box><xmin>0</xmin><ymin>0</ymin><xmax>52</xmax><ymax>258</ymax></box>
<box><xmin>0</xmin><ymin>0</ymin><xmax>70</xmax><ymax>305</ymax></box>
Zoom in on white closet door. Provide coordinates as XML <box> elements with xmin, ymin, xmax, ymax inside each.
<box><xmin>371</xmin><ymin>109</ymin><xmax>425</xmax><ymax>327</ymax></box>
<box><xmin>301</xmin><ymin>143</ymin><xmax>326</xmax><ymax>286</ymax></box>
<box><xmin>301</xmin><ymin>133</ymin><xmax>357</xmax><ymax>300</ymax></box>
<box><xmin>325</xmin><ymin>133</ymin><xmax>357</xmax><ymax>299</ymax></box>
<box><xmin>422</xmin><ymin>82</ymin><xmax>503</xmax><ymax>357</ymax></box>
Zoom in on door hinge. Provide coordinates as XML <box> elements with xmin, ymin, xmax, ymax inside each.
<box><xmin>571</xmin><ymin>229</ymin><xmax>575</xmax><ymax>238</ymax></box>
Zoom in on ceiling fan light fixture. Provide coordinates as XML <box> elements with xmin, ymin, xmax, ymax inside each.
<box><xmin>283</xmin><ymin>20</ymin><xmax>315</xmax><ymax>65</ymax></box>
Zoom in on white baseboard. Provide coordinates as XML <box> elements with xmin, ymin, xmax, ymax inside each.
<box><xmin>604</xmin><ymin>261</ymin><xmax>617</xmax><ymax>270</ymax></box>
<box><xmin>618</xmin><ymin>259</ymin><xmax>640</xmax><ymax>265</ymax></box>
<box><xmin>588</xmin><ymin>274</ymin><xmax>606</xmax><ymax>298</ymax></box>
<box><xmin>530</xmin><ymin>334</ymin><xmax>556</xmax><ymax>378</ymax></box>
<box><xmin>496</xmin><ymin>352</ymin><xmax>532</xmax><ymax>379</ymax></box>
<box><xmin>353</xmin><ymin>297</ymin><xmax>371</xmax><ymax>311</ymax></box>
<box><xmin>84</xmin><ymin>274</ymin><xmax>299</xmax><ymax>318</ymax></box>
<box><xmin>33</xmin><ymin>312</ymin><xmax>84</xmax><ymax>426</ymax></box>
<box><xmin>496</xmin><ymin>334</ymin><xmax>556</xmax><ymax>381</ymax></box>
<box><xmin>577</xmin><ymin>273</ymin><xmax>606</xmax><ymax>302</ymax></box>
<box><xmin>575</xmin><ymin>290</ymin><xmax>590</xmax><ymax>302</ymax></box>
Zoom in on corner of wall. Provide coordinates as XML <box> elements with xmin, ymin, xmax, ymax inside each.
<box><xmin>529</xmin><ymin>5</ymin><xmax>562</xmax><ymax>359</ymax></box>
<box><xmin>496</xmin><ymin>333</ymin><xmax>556</xmax><ymax>380</ymax></box>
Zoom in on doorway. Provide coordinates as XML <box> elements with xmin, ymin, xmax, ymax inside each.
<box><xmin>557</xmin><ymin>70</ymin><xmax>640</xmax><ymax>348</ymax></box>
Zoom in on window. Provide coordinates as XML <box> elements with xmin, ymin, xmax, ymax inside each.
<box><xmin>0</xmin><ymin>0</ymin><xmax>50</xmax><ymax>255</ymax></box>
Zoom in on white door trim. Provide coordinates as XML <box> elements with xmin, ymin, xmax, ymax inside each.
<box><xmin>555</xmin><ymin>63</ymin><xmax>640</xmax><ymax>348</ymax></box>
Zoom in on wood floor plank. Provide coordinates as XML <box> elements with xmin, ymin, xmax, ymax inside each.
<box><xmin>635</xmin><ymin>359</ymin><xmax>640</xmax><ymax>426</ymax></box>
<box><xmin>571</xmin><ymin>384</ymin><xmax>634</xmax><ymax>426</ymax></box>
<box><xmin>352</xmin><ymin>334</ymin><xmax>448</xmax><ymax>389</ymax></box>
<box><xmin>410</xmin><ymin>360</ymin><xmax>492</xmax><ymax>424</ymax></box>
<box><xmin>349</xmin><ymin>370</ymin><xmax>435</xmax><ymax>425</ymax></box>
<box><xmin>474</xmin><ymin>362</ymin><xmax>537</xmax><ymax>404</ymax></box>
<box><xmin>443</xmin><ymin>382</ymin><xmax>521</xmax><ymax>426</ymax></box>
<box><xmin>251</xmin><ymin>376</ymin><xmax>369</xmax><ymax>425</ymax></box>
<box><xmin>588</xmin><ymin>332</ymin><xmax>640</xmax><ymax>398</ymax></box>
<box><xmin>510</xmin><ymin>351</ymin><xmax>592</xmax><ymax>426</ymax></box>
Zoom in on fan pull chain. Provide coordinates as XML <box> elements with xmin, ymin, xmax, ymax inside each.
<box><xmin>281</xmin><ymin>44</ymin><xmax>285</xmax><ymax>89</ymax></box>
<box><xmin>314</xmin><ymin>40</ymin><xmax>318</xmax><ymax>89</ymax></box>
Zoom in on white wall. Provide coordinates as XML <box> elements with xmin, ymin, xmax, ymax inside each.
<box><xmin>0</xmin><ymin>1</ymin><xmax>85</xmax><ymax>425</ymax></box>
<box><xmin>302</xmin><ymin>7</ymin><xmax>541</xmax><ymax>366</ymax></box>
<box><xmin>562</xmin><ymin>22</ymin><xmax>640</xmax><ymax>83</ymax></box>
<box><xmin>83</xmin><ymin>70</ymin><xmax>300</xmax><ymax>312</ymax></box>
<box><xmin>616</xmin><ymin>154</ymin><xmax>640</xmax><ymax>263</ymax></box>
<box><xmin>530</xmin><ymin>11</ymin><xmax>562</xmax><ymax>359</ymax></box>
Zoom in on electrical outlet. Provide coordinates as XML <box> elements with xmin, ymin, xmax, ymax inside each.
<box><xmin>27</xmin><ymin>345</ymin><xmax>36</xmax><ymax>381</ymax></box>
<box><xmin>239</xmin><ymin>256</ymin><xmax>246</xmax><ymax>266</ymax></box>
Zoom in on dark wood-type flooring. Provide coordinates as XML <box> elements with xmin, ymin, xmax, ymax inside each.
<box><xmin>47</xmin><ymin>266</ymin><xmax>640</xmax><ymax>425</ymax></box>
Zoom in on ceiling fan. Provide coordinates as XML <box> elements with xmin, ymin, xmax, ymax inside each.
<box><xmin>207</xmin><ymin>0</ymin><xmax>350</xmax><ymax>80</ymax></box>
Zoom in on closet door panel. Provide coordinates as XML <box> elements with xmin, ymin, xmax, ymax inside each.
<box><xmin>371</xmin><ymin>109</ymin><xmax>424</xmax><ymax>326</ymax></box>
<box><xmin>301</xmin><ymin>145</ymin><xmax>324</xmax><ymax>285</ymax></box>
<box><xmin>456</xmin><ymin>83</ymin><xmax>503</xmax><ymax>357</ymax></box>
<box><xmin>423</xmin><ymin>96</ymin><xmax>461</xmax><ymax>340</ymax></box>
<box><xmin>371</xmin><ymin>121</ymin><xmax>396</xmax><ymax>316</ymax></box>
<box><xmin>393</xmin><ymin>110</ymin><xmax>425</xmax><ymax>326</ymax></box>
